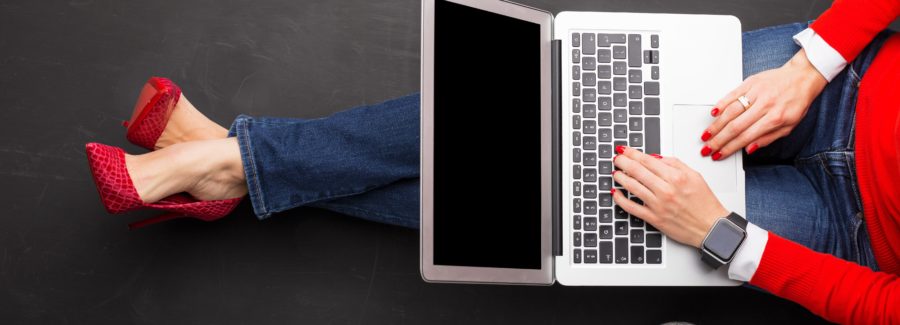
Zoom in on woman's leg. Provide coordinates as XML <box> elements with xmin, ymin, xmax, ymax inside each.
<box><xmin>227</xmin><ymin>93</ymin><xmax>421</xmax><ymax>221</ymax></box>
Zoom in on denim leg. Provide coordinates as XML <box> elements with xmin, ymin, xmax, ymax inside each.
<box><xmin>228</xmin><ymin>93</ymin><xmax>421</xmax><ymax>220</ymax></box>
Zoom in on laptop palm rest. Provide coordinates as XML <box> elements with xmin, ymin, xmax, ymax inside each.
<box><xmin>670</xmin><ymin>104</ymin><xmax>739</xmax><ymax>194</ymax></box>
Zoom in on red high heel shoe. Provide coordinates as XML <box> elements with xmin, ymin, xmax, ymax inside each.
<box><xmin>85</xmin><ymin>142</ymin><xmax>243</xmax><ymax>229</ymax></box>
<box><xmin>123</xmin><ymin>77</ymin><xmax>181</xmax><ymax>150</ymax></box>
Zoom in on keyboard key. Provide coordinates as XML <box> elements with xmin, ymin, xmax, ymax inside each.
<box><xmin>598</xmin><ymin>81</ymin><xmax>612</xmax><ymax>95</ymax></box>
<box><xmin>651</xmin><ymin>66</ymin><xmax>659</xmax><ymax>80</ymax></box>
<box><xmin>598</xmin><ymin>96</ymin><xmax>612</xmax><ymax>110</ymax></box>
<box><xmin>584</xmin><ymin>217</ymin><xmax>597</xmax><ymax>231</ymax></box>
<box><xmin>631</xmin><ymin>246</ymin><xmax>644</xmax><ymax>264</ymax></box>
<box><xmin>573</xmin><ymin>131</ymin><xmax>581</xmax><ymax>146</ymax></box>
<box><xmin>599</xmin><ymin>241</ymin><xmax>613</xmax><ymax>263</ymax></box>
<box><xmin>598</xmin><ymin>128</ymin><xmax>612</xmax><ymax>143</ymax></box>
<box><xmin>583</xmin><ymin>136</ymin><xmax>597</xmax><ymax>150</ymax></box>
<box><xmin>630</xmin><ymin>215</ymin><xmax>644</xmax><ymax>228</ymax></box>
<box><xmin>573</xmin><ymin>215</ymin><xmax>582</xmax><ymax>230</ymax></box>
<box><xmin>613</xmin><ymin>61</ymin><xmax>627</xmax><ymax>75</ymax></box>
<box><xmin>615</xmin><ymin>205</ymin><xmax>628</xmax><ymax>219</ymax></box>
<box><xmin>598</xmin><ymin>112</ymin><xmax>612</xmax><ymax>126</ymax></box>
<box><xmin>646</xmin><ymin>223</ymin><xmax>658</xmax><ymax>232</ymax></box>
<box><xmin>584</xmin><ymin>168</ymin><xmax>597</xmax><ymax>182</ymax></box>
<box><xmin>627</xmin><ymin>34</ymin><xmax>642</xmax><ymax>67</ymax></box>
<box><xmin>584</xmin><ymin>184</ymin><xmax>598</xmax><ymax>199</ymax></box>
<box><xmin>582</xmin><ymin>72</ymin><xmax>596</xmax><ymax>87</ymax></box>
<box><xmin>573</xmin><ymin>198</ymin><xmax>581</xmax><ymax>213</ymax></box>
<box><xmin>574</xmin><ymin>248</ymin><xmax>582</xmax><ymax>263</ymax></box>
<box><xmin>584</xmin><ymin>200</ymin><xmax>598</xmax><ymax>215</ymax></box>
<box><xmin>646</xmin><ymin>233</ymin><xmax>662</xmax><ymax>248</ymax></box>
<box><xmin>615</xmin><ymin>238</ymin><xmax>629</xmax><ymax>264</ymax></box>
<box><xmin>613</xmin><ymin>77</ymin><xmax>627</xmax><ymax>91</ymax></box>
<box><xmin>629</xmin><ymin>117</ymin><xmax>642</xmax><ymax>131</ymax></box>
<box><xmin>647</xmin><ymin>249</ymin><xmax>662</xmax><ymax>264</ymax></box>
<box><xmin>628</xmin><ymin>69</ymin><xmax>642</xmax><ymax>83</ymax></box>
<box><xmin>615</xmin><ymin>221</ymin><xmax>628</xmax><ymax>235</ymax></box>
<box><xmin>599</xmin><ymin>193</ymin><xmax>612</xmax><ymax>207</ymax></box>
<box><xmin>573</xmin><ymin>181</ymin><xmax>582</xmax><ymax>196</ymax></box>
<box><xmin>582</xmin><ymin>56</ymin><xmax>596</xmax><ymax>70</ymax></box>
<box><xmin>573</xmin><ymin>115</ymin><xmax>581</xmax><ymax>129</ymax></box>
<box><xmin>650</xmin><ymin>34</ymin><xmax>659</xmax><ymax>48</ymax></box>
<box><xmin>629</xmin><ymin>101</ymin><xmax>642</xmax><ymax>115</ymax></box>
<box><xmin>643</xmin><ymin>50</ymin><xmax>653</xmax><ymax>64</ymax></box>
<box><xmin>582</xmin><ymin>33</ymin><xmax>596</xmax><ymax>55</ymax></box>
<box><xmin>645</xmin><ymin>117</ymin><xmax>661</xmax><ymax>154</ymax></box>
<box><xmin>613</xmin><ymin>109</ymin><xmax>627</xmax><ymax>123</ymax></box>
<box><xmin>598</xmin><ymin>161</ymin><xmax>613</xmax><ymax>175</ymax></box>
<box><xmin>583</xmin><ymin>88</ymin><xmax>596</xmax><ymax>102</ymax></box>
<box><xmin>612</xmin><ymin>45</ymin><xmax>626</xmax><ymax>59</ymax></box>
<box><xmin>599</xmin><ymin>225</ymin><xmax>613</xmax><ymax>239</ymax></box>
<box><xmin>650</xmin><ymin>50</ymin><xmax>659</xmax><ymax>64</ymax></box>
<box><xmin>609</xmin><ymin>34</ymin><xmax>626</xmax><ymax>43</ymax></box>
<box><xmin>574</xmin><ymin>231</ymin><xmax>582</xmax><ymax>247</ymax></box>
<box><xmin>573</xmin><ymin>82</ymin><xmax>581</xmax><ymax>96</ymax></box>
<box><xmin>583</xmin><ymin>152</ymin><xmax>597</xmax><ymax>166</ymax></box>
<box><xmin>572</xmin><ymin>49</ymin><xmax>581</xmax><ymax>63</ymax></box>
<box><xmin>597</xmin><ymin>49</ymin><xmax>611</xmax><ymax>63</ymax></box>
<box><xmin>598</xmin><ymin>144</ymin><xmax>612</xmax><ymax>158</ymax></box>
<box><xmin>572</xmin><ymin>32</ymin><xmax>580</xmax><ymax>47</ymax></box>
<box><xmin>584</xmin><ymin>233</ymin><xmax>598</xmax><ymax>247</ymax></box>
<box><xmin>597</xmin><ymin>33</ymin><xmax>612</xmax><ymax>47</ymax></box>
<box><xmin>583</xmin><ymin>119</ymin><xmax>596</xmax><ymax>134</ymax></box>
<box><xmin>583</xmin><ymin>104</ymin><xmax>596</xmax><ymax>119</ymax></box>
<box><xmin>573</xmin><ymin>165</ymin><xmax>581</xmax><ymax>179</ymax></box>
<box><xmin>644</xmin><ymin>97</ymin><xmax>660</xmax><ymax>115</ymax></box>
<box><xmin>628</xmin><ymin>85</ymin><xmax>642</xmax><ymax>99</ymax></box>
<box><xmin>614</xmin><ymin>125</ymin><xmax>627</xmax><ymax>139</ymax></box>
<box><xmin>573</xmin><ymin>148</ymin><xmax>581</xmax><ymax>163</ymax></box>
<box><xmin>614</xmin><ymin>93</ymin><xmax>627</xmax><ymax>107</ymax></box>
<box><xmin>629</xmin><ymin>133</ymin><xmax>643</xmax><ymax>147</ymax></box>
<box><xmin>573</xmin><ymin>65</ymin><xmax>580</xmax><ymax>80</ymax></box>
<box><xmin>573</xmin><ymin>98</ymin><xmax>581</xmax><ymax>113</ymax></box>
<box><xmin>598</xmin><ymin>176</ymin><xmax>612</xmax><ymax>190</ymax></box>
<box><xmin>584</xmin><ymin>249</ymin><xmax>598</xmax><ymax>263</ymax></box>
<box><xmin>599</xmin><ymin>209</ymin><xmax>613</xmax><ymax>223</ymax></box>
<box><xmin>630</xmin><ymin>229</ymin><xmax>644</xmax><ymax>243</ymax></box>
<box><xmin>645</xmin><ymin>82</ymin><xmax>660</xmax><ymax>95</ymax></box>
<box><xmin>598</xmin><ymin>65</ymin><xmax>611</xmax><ymax>79</ymax></box>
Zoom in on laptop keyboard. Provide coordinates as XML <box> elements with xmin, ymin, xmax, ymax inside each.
<box><xmin>570</xmin><ymin>31</ymin><xmax>664</xmax><ymax>265</ymax></box>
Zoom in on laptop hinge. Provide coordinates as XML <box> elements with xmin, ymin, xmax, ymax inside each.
<box><xmin>551</xmin><ymin>39</ymin><xmax>562</xmax><ymax>257</ymax></box>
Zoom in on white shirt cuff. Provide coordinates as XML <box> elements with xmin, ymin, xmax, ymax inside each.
<box><xmin>792</xmin><ymin>28</ymin><xmax>847</xmax><ymax>82</ymax></box>
<box><xmin>727</xmin><ymin>223</ymin><xmax>768</xmax><ymax>282</ymax></box>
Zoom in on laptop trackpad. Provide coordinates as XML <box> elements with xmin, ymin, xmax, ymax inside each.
<box><xmin>671</xmin><ymin>104</ymin><xmax>738</xmax><ymax>194</ymax></box>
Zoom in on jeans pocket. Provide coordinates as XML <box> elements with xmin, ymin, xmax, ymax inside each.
<box><xmin>852</xmin><ymin>212</ymin><xmax>880</xmax><ymax>271</ymax></box>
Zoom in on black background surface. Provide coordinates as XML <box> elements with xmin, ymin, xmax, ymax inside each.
<box><xmin>1</xmin><ymin>0</ymin><xmax>897</xmax><ymax>324</ymax></box>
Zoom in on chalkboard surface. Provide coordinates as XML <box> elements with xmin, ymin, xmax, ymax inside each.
<box><xmin>1</xmin><ymin>0</ymin><xmax>896</xmax><ymax>323</ymax></box>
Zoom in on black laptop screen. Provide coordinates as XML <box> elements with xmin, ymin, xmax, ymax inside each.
<box><xmin>433</xmin><ymin>0</ymin><xmax>542</xmax><ymax>270</ymax></box>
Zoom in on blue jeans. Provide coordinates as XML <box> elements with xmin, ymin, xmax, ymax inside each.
<box><xmin>228</xmin><ymin>22</ymin><xmax>890</xmax><ymax>270</ymax></box>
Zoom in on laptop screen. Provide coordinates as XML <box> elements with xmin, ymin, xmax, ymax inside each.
<box><xmin>433</xmin><ymin>0</ymin><xmax>543</xmax><ymax>270</ymax></box>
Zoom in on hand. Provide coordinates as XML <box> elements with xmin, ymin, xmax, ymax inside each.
<box><xmin>611</xmin><ymin>146</ymin><xmax>729</xmax><ymax>248</ymax></box>
<box><xmin>701</xmin><ymin>49</ymin><xmax>828</xmax><ymax>160</ymax></box>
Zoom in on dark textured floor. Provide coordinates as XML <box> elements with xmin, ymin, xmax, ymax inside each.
<box><xmin>2</xmin><ymin>0</ymin><xmax>897</xmax><ymax>324</ymax></box>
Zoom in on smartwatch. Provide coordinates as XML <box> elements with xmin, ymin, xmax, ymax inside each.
<box><xmin>700</xmin><ymin>212</ymin><xmax>747</xmax><ymax>269</ymax></box>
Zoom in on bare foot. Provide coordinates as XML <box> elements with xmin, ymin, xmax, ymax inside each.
<box><xmin>125</xmin><ymin>138</ymin><xmax>247</xmax><ymax>203</ymax></box>
<box><xmin>152</xmin><ymin>94</ymin><xmax>229</xmax><ymax>150</ymax></box>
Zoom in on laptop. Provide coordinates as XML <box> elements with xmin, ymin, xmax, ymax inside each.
<box><xmin>420</xmin><ymin>0</ymin><xmax>746</xmax><ymax>286</ymax></box>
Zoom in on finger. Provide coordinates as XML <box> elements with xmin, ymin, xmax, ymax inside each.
<box><xmin>713</xmin><ymin>79</ymin><xmax>753</xmax><ymax>117</ymax></box>
<box><xmin>713</xmin><ymin>114</ymin><xmax>780</xmax><ymax>158</ymax></box>
<box><xmin>619</xmin><ymin>146</ymin><xmax>679</xmax><ymax>183</ymax></box>
<box><xmin>702</xmin><ymin>99</ymin><xmax>747</xmax><ymax>152</ymax></box>
<box><xmin>613</xmin><ymin>153</ymin><xmax>673</xmax><ymax>196</ymax></box>
<box><xmin>744</xmin><ymin>126</ymin><xmax>791</xmax><ymax>155</ymax></box>
<box><xmin>612</xmin><ymin>169</ymin><xmax>657</xmax><ymax>205</ymax></box>
<box><xmin>612</xmin><ymin>187</ymin><xmax>654</xmax><ymax>223</ymax></box>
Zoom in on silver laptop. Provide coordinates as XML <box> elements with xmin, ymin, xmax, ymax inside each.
<box><xmin>420</xmin><ymin>0</ymin><xmax>746</xmax><ymax>286</ymax></box>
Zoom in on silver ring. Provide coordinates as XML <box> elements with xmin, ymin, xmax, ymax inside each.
<box><xmin>737</xmin><ymin>95</ymin><xmax>751</xmax><ymax>110</ymax></box>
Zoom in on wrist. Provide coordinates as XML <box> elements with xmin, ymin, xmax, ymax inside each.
<box><xmin>691</xmin><ymin>206</ymin><xmax>730</xmax><ymax>249</ymax></box>
<box><xmin>787</xmin><ymin>49</ymin><xmax>828</xmax><ymax>90</ymax></box>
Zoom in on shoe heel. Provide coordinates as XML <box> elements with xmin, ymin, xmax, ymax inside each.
<box><xmin>128</xmin><ymin>212</ymin><xmax>183</xmax><ymax>230</ymax></box>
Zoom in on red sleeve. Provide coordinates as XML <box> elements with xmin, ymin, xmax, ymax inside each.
<box><xmin>749</xmin><ymin>233</ymin><xmax>900</xmax><ymax>325</ymax></box>
<box><xmin>810</xmin><ymin>0</ymin><xmax>900</xmax><ymax>61</ymax></box>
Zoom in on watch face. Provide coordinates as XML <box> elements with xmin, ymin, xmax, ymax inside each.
<box><xmin>706</xmin><ymin>220</ymin><xmax>745</xmax><ymax>261</ymax></box>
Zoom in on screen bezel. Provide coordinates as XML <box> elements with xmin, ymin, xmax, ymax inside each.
<box><xmin>420</xmin><ymin>0</ymin><xmax>554</xmax><ymax>285</ymax></box>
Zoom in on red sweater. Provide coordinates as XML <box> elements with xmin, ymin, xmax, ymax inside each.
<box><xmin>748</xmin><ymin>0</ymin><xmax>900</xmax><ymax>323</ymax></box>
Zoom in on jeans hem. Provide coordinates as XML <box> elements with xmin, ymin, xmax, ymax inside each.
<box><xmin>230</xmin><ymin>115</ymin><xmax>272</xmax><ymax>220</ymax></box>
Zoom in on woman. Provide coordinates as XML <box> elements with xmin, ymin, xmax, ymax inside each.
<box><xmin>85</xmin><ymin>0</ymin><xmax>898</xmax><ymax>323</ymax></box>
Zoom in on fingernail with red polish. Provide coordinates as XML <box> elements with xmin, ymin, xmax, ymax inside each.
<box><xmin>650</xmin><ymin>153</ymin><xmax>663</xmax><ymax>159</ymax></box>
<box><xmin>701</xmin><ymin>130</ymin><xmax>712</xmax><ymax>142</ymax></box>
<box><xmin>615</xmin><ymin>145</ymin><xmax>626</xmax><ymax>154</ymax></box>
<box><xmin>712</xmin><ymin>152</ymin><xmax>722</xmax><ymax>161</ymax></box>
<box><xmin>711</xmin><ymin>107</ymin><xmax>720</xmax><ymax>117</ymax></box>
<box><xmin>613</xmin><ymin>155</ymin><xmax>619</xmax><ymax>163</ymax></box>
<box><xmin>700</xmin><ymin>145</ymin><xmax>712</xmax><ymax>156</ymax></box>
<box><xmin>610</xmin><ymin>188</ymin><xmax>616</xmax><ymax>195</ymax></box>
<box><xmin>612</xmin><ymin>170</ymin><xmax>618</xmax><ymax>176</ymax></box>
<box><xmin>747</xmin><ymin>143</ymin><xmax>759</xmax><ymax>155</ymax></box>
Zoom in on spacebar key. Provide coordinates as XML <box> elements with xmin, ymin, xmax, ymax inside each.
<box><xmin>645</xmin><ymin>117</ymin><xmax>660</xmax><ymax>154</ymax></box>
